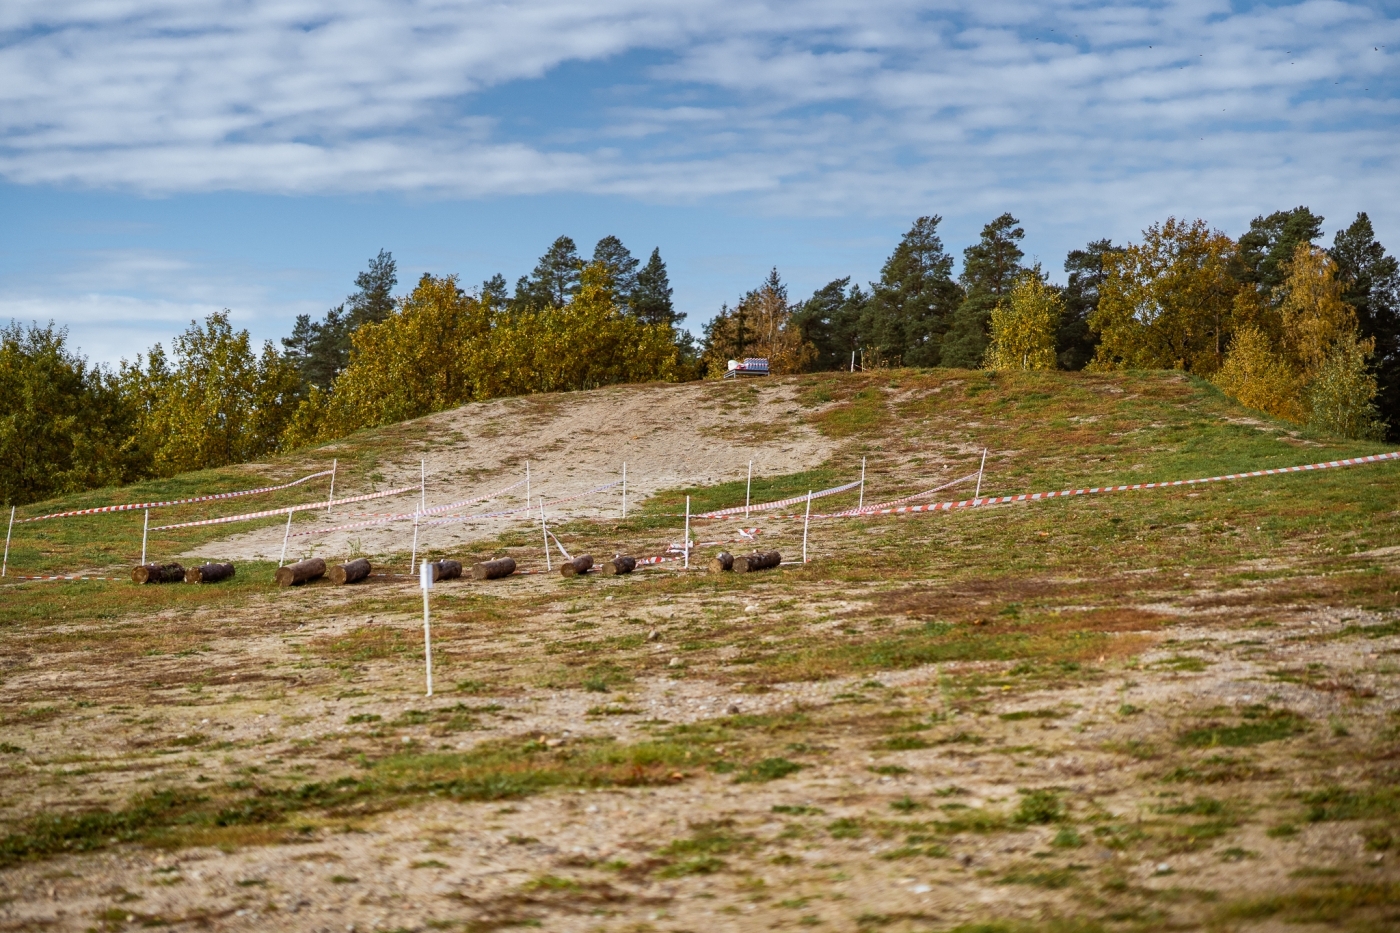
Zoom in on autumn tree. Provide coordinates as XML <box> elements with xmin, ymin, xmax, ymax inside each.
<box><xmin>701</xmin><ymin>270</ymin><xmax>817</xmax><ymax>378</ymax></box>
<box><xmin>1331</xmin><ymin>212</ymin><xmax>1400</xmax><ymax>435</ymax></box>
<box><xmin>123</xmin><ymin>312</ymin><xmax>302</xmax><ymax>476</ymax></box>
<box><xmin>985</xmin><ymin>271</ymin><xmax>1062</xmax><ymax>372</ymax></box>
<box><xmin>1090</xmin><ymin>218</ymin><xmax>1240</xmax><ymax>374</ymax></box>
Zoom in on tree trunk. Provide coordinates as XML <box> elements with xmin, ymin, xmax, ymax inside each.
<box><xmin>330</xmin><ymin>558</ymin><xmax>372</xmax><ymax>585</ymax></box>
<box><xmin>472</xmin><ymin>557</ymin><xmax>517</xmax><ymax>580</ymax></box>
<box><xmin>431</xmin><ymin>559</ymin><xmax>463</xmax><ymax>582</ymax></box>
<box><xmin>601</xmin><ymin>555</ymin><xmax>636</xmax><ymax>575</ymax></box>
<box><xmin>275</xmin><ymin>557</ymin><xmax>327</xmax><ymax>587</ymax></box>
<box><xmin>185</xmin><ymin>562</ymin><xmax>235</xmax><ymax>584</ymax></box>
<box><xmin>709</xmin><ymin>551</ymin><xmax>734</xmax><ymax>573</ymax></box>
<box><xmin>560</xmin><ymin>554</ymin><xmax>594</xmax><ymax>577</ymax></box>
<box><xmin>733</xmin><ymin>550</ymin><xmax>781</xmax><ymax>573</ymax></box>
<box><xmin>132</xmin><ymin>562</ymin><xmax>185</xmax><ymax>584</ymax></box>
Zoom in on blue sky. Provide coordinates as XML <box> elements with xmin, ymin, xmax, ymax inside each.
<box><xmin>1</xmin><ymin>0</ymin><xmax>1397</xmax><ymax>365</ymax></box>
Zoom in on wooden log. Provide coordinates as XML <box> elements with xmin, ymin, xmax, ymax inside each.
<box><xmin>132</xmin><ymin>562</ymin><xmax>185</xmax><ymax>584</ymax></box>
<box><xmin>185</xmin><ymin>562</ymin><xmax>235</xmax><ymax>584</ymax></box>
<box><xmin>330</xmin><ymin>558</ymin><xmax>372</xmax><ymax>585</ymax></box>
<box><xmin>471</xmin><ymin>557</ymin><xmax>517</xmax><ymax>580</ymax></box>
<box><xmin>733</xmin><ymin>550</ymin><xmax>781</xmax><ymax>573</ymax></box>
<box><xmin>709</xmin><ymin>551</ymin><xmax>734</xmax><ymax>573</ymax></box>
<box><xmin>559</xmin><ymin>554</ymin><xmax>594</xmax><ymax>577</ymax></box>
<box><xmin>601</xmin><ymin>555</ymin><xmax>636</xmax><ymax>575</ymax></box>
<box><xmin>275</xmin><ymin>557</ymin><xmax>326</xmax><ymax>587</ymax></box>
<box><xmin>431</xmin><ymin>559</ymin><xmax>462</xmax><ymax>582</ymax></box>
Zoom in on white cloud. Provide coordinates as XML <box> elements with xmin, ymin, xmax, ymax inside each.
<box><xmin>0</xmin><ymin>0</ymin><xmax>1395</xmax><ymax>235</ymax></box>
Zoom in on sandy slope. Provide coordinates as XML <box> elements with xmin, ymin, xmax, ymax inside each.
<box><xmin>201</xmin><ymin>380</ymin><xmax>837</xmax><ymax>563</ymax></box>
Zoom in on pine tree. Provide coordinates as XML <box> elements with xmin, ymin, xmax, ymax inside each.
<box><xmin>1236</xmin><ymin>207</ymin><xmax>1324</xmax><ymax>292</ymax></box>
<box><xmin>793</xmin><ymin>278</ymin><xmax>868</xmax><ymax>371</ymax></box>
<box><xmin>1330</xmin><ymin>212</ymin><xmax>1400</xmax><ymax>436</ymax></box>
<box><xmin>1059</xmin><ymin>239</ymin><xmax>1119</xmax><ymax>370</ymax></box>
<box><xmin>863</xmin><ymin>216</ymin><xmax>961</xmax><ymax>367</ymax></box>
<box><xmin>592</xmin><ymin>236</ymin><xmax>640</xmax><ymax>303</ymax></box>
<box><xmin>344</xmin><ymin>249</ymin><xmax>398</xmax><ymax>329</ymax></box>
<box><xmin>513</xmin><ymin>236</ymin><xmax>581</xmax><ymax>311</ymax></box>
<box><xmin>632</xmin><ymin>248</ymin><xmax>679</xmax><ymax>327</ymax></box>
<box><xmin>281</xmin><ymin>250</ymin><xmax>396</xmax><ymax>389</ymax></box>
<box><xmin>941</xmin><ymin>213</ymin><xmax>1025</xmax><ymax>368</ymax></box>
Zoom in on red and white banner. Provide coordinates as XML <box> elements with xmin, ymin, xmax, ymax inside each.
<box><xmin>18</xmin><ymin>469</ymin><xmax>334</xmax><ymax>524</ymax></box>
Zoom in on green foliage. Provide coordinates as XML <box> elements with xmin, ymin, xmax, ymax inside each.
<box><xmin>1178</xmin><ymin>708</ymin><xmax>1307</xmax><ymax>748</ymax></box>
<box><xmin>793</xmin><ymin>277</ymin><xmax>868</xmax><ymax>371</ymax></box>
<box><xmin>1058</xmin><ymin>239</ymin><xmax>1118</xmax><ymax>370</ymax></box>
<box><xmin>942</xmin><ymin>213</ymin><xmax>1025</xmax><ymax>368</ymax></box>
<box><xmin>734</xmin><ymin>757</ymin><xmax>802</xmax><ymax>783</ymax></box>
<box><xmin>701</xmin><ymin>269</ymin><xmax>816</xmax><ymax>377</ymax></box>
<box><xmin>1332</xmin><ymin>212</ymin><xmax>1400</xmax><ymax>437</ymax></box>
<box><xmin>0</xmin><ymin>322</ymin><xmax>145</xmax><ymax>507</ymax></box>
<box><xmin>1013</xmin><ymin>789</ymin><xmax>1065</xmax><ymax>825</ymax></box>
<box><xmin>282</xmin><ymin>250</ymin><xmax>398</xmax><ymax>390</ymax></box>
<box><xmin>865</xmin><ymin>215</ymin><xmax>962</xmax><ymax>367</ymax></box>
<box><xmin>985</xmin><ymin>271</ymin><xmax>1062</xmax><ymax>371</ymax></box>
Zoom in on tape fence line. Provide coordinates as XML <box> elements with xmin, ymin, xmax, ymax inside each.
<box><xmin>696</xmin><ymin>478</ymin><xmax>861</xmax><ymax>519</ymax></box>
<box><xmin>152</xmin><ymin>483</ymin><xmax>420</xmax><ymax>532</ymax></box>
<box><xmin>417</xmin><ymin>479</ymin><xmax>624</xmax><ymax>530</ymax></box>
<box><xmin>17</xmin><ymin>469</ymin><xmax>335</xmax><ymax>524</ymax></box>
<box><xmin>832</xmin><ymin>471</ymin><xmax>981</xmax><ymax>516</ymax></box>
<box><xmin>290</xmin><ymin>478</ymin><xmax>528</xmax><ymax>538</ymax></box>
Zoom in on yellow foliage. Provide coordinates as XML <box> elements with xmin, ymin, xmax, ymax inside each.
<box><xmin>1306</xmin><ymin>331</ymin><xmax>1384</xmax><ymax>440</ymax></box>
<box><xmin>1277</xmin><ymin>244</ymin><xmax>1359</xmax><ymax>379</ymax></box>
<box><xmin>985</xmin><ymin>273</ymin><xmax>1061</xmax><ymax>371</ymax></box>
<box><xmin>701</xmin><ymin>274</ymin><xmax>816</xmax><ymax>378</ymax></box>
<box><xmin>290</xmin><ymin>264</ymin><xmax>681</xmax><ymax>445</ymax></box>
<box><xmin>1090</xmin><ymin>218</ymin><xmax>1239</xmax><ymax>375</ymax></box>
<box><xmin>1212</xmin><ymin>325</ymin><xmax>1306</xmax><ymax>422</ymax></box>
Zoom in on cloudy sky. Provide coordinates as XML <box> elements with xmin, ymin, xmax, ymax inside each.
<box><xmin>1</xmin><ymin>0</ymin><xmax>1396</xmax><ymax>364</ymax></box>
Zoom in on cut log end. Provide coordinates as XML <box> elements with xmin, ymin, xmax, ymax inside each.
<box><xmin>275</xmin><ymin>557</ymin><xmax>327</xmax><ymax>587</ymax></box>
<box><xmin>132</xmin><ymin>562</ymin><xmax>185</xmax><ymax>585</ymax></box>
<box><xmin>472</xmin><ymin>557</ymin><xmax>517</xmax><ymax>581</ymax></box>
<box><xmin>709</xmin><ymin>551</ymin><xmax>734</xmax><ymax>573</ymax></box>
<box><xmin>330</xmin><ymin>557</ymin><xmax>372</xmax><ymax>585</ymax></box>
<box><xmin>431</xmin><ymin>559</ymin><xmax>463</xmax><ymax>582</ymax></box>
<box><xmin>733</xmin><ymin>550</ymin><xmax>781</xmax><ymax>573</ymax></box>
<box><xmin>601</xmin><ymin>555</ymin><xmax>636</xmax><ymax>575</ymax></box>
<box><xmin>185</xmin><ymin>562</ymin><xmax>235</xmax><ymax>584</ymax></box>
<box><xmin>560</xmin><ymin>554</ymin><xmax>594</xmax><ymax>577</ymax></box>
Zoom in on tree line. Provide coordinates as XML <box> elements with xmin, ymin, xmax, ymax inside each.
<box><xmin>2</xmin><ymin>210</ymin><xmax>1396</xmax><ymax>507</ymax></box>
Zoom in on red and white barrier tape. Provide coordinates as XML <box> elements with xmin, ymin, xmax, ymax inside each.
<box><xmin>417</xmin><ymin>479</ymin><xmax>624</xmax><ymax>529</ymax></box>
<box><xmin>290</xmin><ymin>479</ymin><xmax>529</xmax><ymax>538</ymax></box>
<box><xmin>4</xmin><ymin>573</ymin><xmax>120</xmax><ymax>582</ymax></box>
<box><xmin>16</xmin><ymin>469</ymin><xmax>334</xmax><ymax>524</ymax></box>
<box><xmin>151</xmin><ymin>483</ymin><xmax>419</xmax><ymax>531</ymax></box>
<box><xmin>343</xmin><ymin>479</ymin><xmax>528</xmax><ymax>520</ymax></box>
<box><xmin>763</xmin><ymin>450</ymin><xmax>1400</xmax><ymax>521</ymax></box>
<box><xmin>696</xmin><ymin>479</ymin><xmax>861</xmax><ymax>518</ymax></box>
<box><xmin>833</xmin><ymin>471</ymin><xmax>980</xmax><ymax>516</ymax></box>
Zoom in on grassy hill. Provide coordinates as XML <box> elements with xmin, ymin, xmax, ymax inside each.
<box><xmin>1</xmin><ymin>369</ymin><xmax>1398</xmax><ymax>931</ymax></box>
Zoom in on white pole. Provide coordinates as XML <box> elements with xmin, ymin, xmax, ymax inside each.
<box><xmin>975</xmin><ymin>448</ymin><xmax>987</xmax><ymax>500</ymax></box>
<box><xmin>803</xmin><ymin>491</ymin><xmax>812</xmax><ymax>563</ymax></box>
<box><xmin>540</xmin><ymin>497</ymin><xmax>551</xmax><ymax>572</ymax></box>
<box><xmin>141</xmin><ymin>509</ymin><xmax>150</xmax><ymax>565</ymax></box>
<box><xmin>279</xmin><ymin>510</ymin><xmax>291</xmax><ymax>566</ymax></box>
<box><xmin>409</xmin><ymin>513</ymin><xmax>419</xmax><ymax>574</ymax></box>
<box><xmin>850</xmin><ymin>350</ymin><xmax>855</xmax><ymax>373</ymax></box>
<box><xmin>745</xmin><ymin>461</ymin><xmax>752</xmax><ymax>519</ymax></box>
<box><xmin>420</xmin><ymin>560</ymin><xmax>434</xmax><ymax>697</ymax></box>
<box><xmin>859</xmin><ymin>457</ymin><xmax>866</xmax><ymax>510</ymax></box>
<box><xmin>526</xmin><ymin>461</ymin><xmax>531</xmax><ymax>503</ymax></box>
<box><xmin>684</xmin><ymin>496</ymin><xmax>691</xmax><ymax>569</ymax></box>
<box><xmin>327</xmin><ymin>458</ymin><xmax>337</xmax><ymax>514</ymax></box>
<box><xmin>622</xmin><ymin>462</ymin><xmax>627</xmax><ymax>519</ymax></box>
<box><xmin>2</xmin><ymin>505</ymin><xmax>14</xmax><ymax>577</ymax></box>
<box><xmin>420</xmin><ymin>459</ymin><xmax>426</xmax><ymax>513</ymax></box>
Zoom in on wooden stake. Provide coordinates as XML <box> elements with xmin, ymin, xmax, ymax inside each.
<box><xmin>540</xmin><ymin>497</ymin><xmax>551</xmax><ymax>572</ymax></box>
<box><xmin>421</xmin><ymin>560</ymin><xmax>434</xmax><ymax>697</ymax></box>
<box><xmin>279</xmin><ymin>510</ymin><xmax>292</xmax><ymax>567</ymax></box>
<box><xmin>684</xmin><ymin>496</ymin><xmax>691</xmax><ymax>569</ymax></box>
<box><xmin>327</xmin><ymin>458</ymin><xmax>337</xmax><ymax>514</ymax></box>
<box><xmin>803</xmin><ymin>490</ymin><xmax>812</xmax><ymax>563</ymax></box>
<box><xmin>3</xmin><ymin>505</ymin><xmax>15</xmax><ymax>577</ymax></box>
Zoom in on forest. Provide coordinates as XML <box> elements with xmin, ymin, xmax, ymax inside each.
<box><xmin>2</xmin><ymin>208</ymin><xmax>1396</xmax><ymax>507</ymax></box>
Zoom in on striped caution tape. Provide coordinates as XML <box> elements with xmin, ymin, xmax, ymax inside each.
<box><xmin>732</xmin><ymin>450</ymin><xmax>1400</xmax><ymax>522</ymax></box>
<box><xmin>832</xmin><ymin>471</ymin><xmax>981</xmax><ymax>516</ymax></box>
<box><xmin>343</xmin><ymin>479</ymin><xmax>527</xmax><ymax>520</ymax></box>
<box><xmin>418</xmin><ymin>479</ymin><xmax>624</xmax><ymax>529</ymax></box>
<box><xmin>4</xmin><ymin>573</ymin><xmax>121</xmax><ymax>582</ymax></box>
<box><xmin>152</xmin><ymin>483</ymin><xmax>420</xmax><ymax>531</ymax></box>
<box><xmin>16</xmin><ymin>469</ymin><xmax>335</xmax><ymax>524</ymax></box>
<box><xmin>290</xmin><ymin>479</ymin><xmax>529</xmax><ymax>538</ymax></box>
<box><xmin>696</xmin><ymin>479</ymin><xmax>861</xmax><ymax>519</ymax></box>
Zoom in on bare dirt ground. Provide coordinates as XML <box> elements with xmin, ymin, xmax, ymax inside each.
<box><xmin>2</xmin><ymin>371</ymin><xmax>1398</xmax><ymax>933</ymax></box>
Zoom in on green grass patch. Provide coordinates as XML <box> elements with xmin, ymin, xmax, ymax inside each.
<box><xmin>1178</xmin><ymin>707</ymin><xmax>1308</xmax><ymax>748</ymax></box>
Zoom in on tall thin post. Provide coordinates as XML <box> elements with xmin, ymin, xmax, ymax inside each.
<box><xmin>526</xmin><ymin>461</ymin><xmax>531</xmax><ymax>503</ymax></box>
<box><xmin>803</xmin><ymin>491</ymin><xmax>812</xmax><ymax>563</ymax></box>
<box><xmin>975</xmin><ymin>448</ymin><xmax>987</xmax><ymax>500</ymax></box>
<box><xmin>540</xmin><ymin>497</ymin><xmax>552</xmax><ymax>572</ymax></box>
<box><xmin>684</xmin><ymin>496</ymin><xmax>691</xmax><ymax>569</ymax></box>
<box><xmin>279</xmin><ymin>510</ymin><xmax>292</xmax><ymax>566</ymax></box>
<box><xmin>327</xmin><ymin>458</ymin><xmax>337</xmax><ymax>514</ymax></box>
<box><xmin>622</xmin><ymin>462</ymin><xmax>627</xmax><ymax>519</ymax></box>
<box><xmin>2</xmin><ymin>506</ymin><xmax>15</xmax><ymax>577</ymax></box>
<box><xmin>859</xmin><ymin>457</ymin><xmax>866</xmax><ymax>510</ymax></box>
<box><xmin>420</xmin><ymin>459</ymin><xmax>426</xmax><ymax>513</ymax></box>
<box><xmin>745</xmin><ymin>461</ymin><xmax>753</xmax><ymax>519</ymax></box>
<box><xmin>850</xmin><ymin>350</ymin><xmax>855</xmax><ymax>373</ymax></box>
<box><xmin>141</xmin><ymin>509</ymin><xmax>150</xmax><ymax>565</ymax></box>
<box><xmin>420</xmin><ymin>560</ymin><xmax>434</xmax><ymax>697</ymax></box>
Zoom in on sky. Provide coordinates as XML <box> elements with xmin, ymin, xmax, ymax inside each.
<box><xmin>1</xmin><ymin>0</ymin><xmax>1397</xmax><ymax>366</ymax></box>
